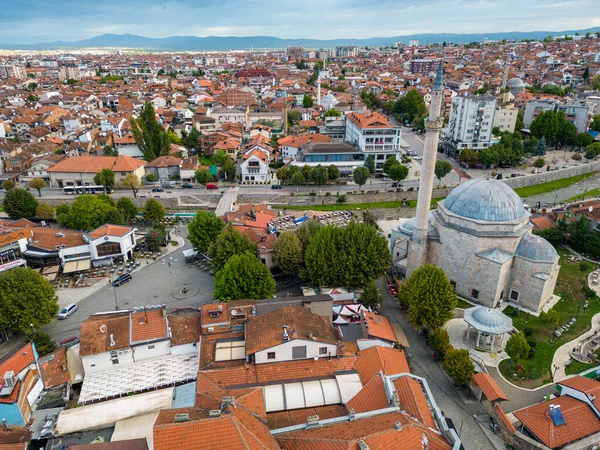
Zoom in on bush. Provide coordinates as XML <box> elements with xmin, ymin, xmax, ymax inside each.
<box><xmin>580</xmin><ymin>262</ymin><xmax>591</xmax><ymax>272</ymax></box>
<box><xmin>572</xmin><ymin>153</ymin><xmax>583</xmax><ymax>161</ymax></box>
<box><xmin>524</xmin><ymin>327</ymin><xmax>534</xmax><ymax>337</ymax></box>
<box><xmin>309</xmin><ymin>192</ymin><xmax>317</xmax><ymax>196</ymax></box>
<box><xmin>528</xmin><ymin>347</ymin><xmax>537</xmax><ymax>359</ymax></box>
<box><xmin>585</xmin><ymin>286</ymin><xmax>596</xmax><ymax>299</ymax></box>
<box><xmin>145</xmin><ymin>173</ymin><xmax>157</xmax><ymax>182</ymax></box>
<box><xmin>336</xmin><ymin>195</ymin><xmax>346</xmax><ymax>204</ymax></box>
<box><xmin>512</xmin><ymin>307</ymin><xmax>520</xmax><ymax>317</ymax></box>
<box><xmin>527</xmin><ymin>338</ymin><xmax>537</xmax><ymax>348</ymax></box>
<box><xmin>325</xmin><ymin>192</ymin><xmax>331</xmax><ymax>196</ymax></box>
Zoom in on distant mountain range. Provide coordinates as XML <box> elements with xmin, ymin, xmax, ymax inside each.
<box><xmin>3</xmin><ymin>28</ymin><xmax>600</xmax><ymax>51</ymax></box>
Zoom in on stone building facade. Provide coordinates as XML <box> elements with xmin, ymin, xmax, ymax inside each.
<box><xmin>392</xmin><ymin>178</ymin><xmax>560</xmax><ymax>312</ymax></box>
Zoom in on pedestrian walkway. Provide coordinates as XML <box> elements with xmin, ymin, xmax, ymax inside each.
<box><xmin>55</xmin><ymin>234</ymin><xmax>185</xmax><ymax>308</ymax></box>
<box><xmin>214</xmin><ymin>187</ymin><xmax>239</xmax><ymax>216</ymax></box>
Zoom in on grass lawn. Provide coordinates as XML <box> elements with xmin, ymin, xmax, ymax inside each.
<box><xmin>513</xmin><ymin>172</ymin><xmax>596</xmax><ymax>198</ymax></box>
<box><xmin>567</xmin><ymin>188</ymin><xmax>600</xmax><ymax>202</ymax></box>
<box><xmin>197</xmin><ymin>155</ymin><xmax>214</xmax><ymax>166</ymax></box>
<box><xmin>456</xmin><ymin>298</ymin><xmax>472</xmax><ymax>309</ymax></box>
<box><xmin>499</xmin><ymin>247</ymin><xmax>600</xmax><ymax>387</ymax></box>
<box><xmin>273</xmin><ymin>198</ymin><xmax>443</xmax><ymax>212</ymax></box>
<box><xmin>565</xmin><ymin>359</ymin><xmax>596</xmax><ymax>376</ymax></box>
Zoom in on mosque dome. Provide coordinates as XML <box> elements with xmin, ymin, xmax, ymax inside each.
<box><xmin>515</xmin><ymin>233</ymin><xmax>558</xmax><ymax>263</ymax></box>
<box><xmin>506</xmin><ymin>78</ymin><xmax>525</xmax><ymax>89</ymax></box>
<box><xmin>464</xmin><ymin>306</ymin><xmax>513</xmax><ymax>335</ymax></box>
<box><xmin>443</xmin><ymin>179</ymin><xmax>527</xmax><ymax>222</ymax></box>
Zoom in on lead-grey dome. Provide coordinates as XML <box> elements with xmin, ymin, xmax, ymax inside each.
<box><xmin>506</xmin><ymin>78</ymin><xmax>525</xmax><ymax>88</ymax></box>
<box><xmin>515</xmin><ymin>233</ymin><xmax>558</xmax><ymax>263</ymax></box>
<box><xmin>464</xmin><ymin>306</ymin><xmax>513</xmax><ymax>335</ymax></box>
<box><xmin>443</xmin><ymin>179</ymin><xmax>527</xmax><ymax>222</ymax></box>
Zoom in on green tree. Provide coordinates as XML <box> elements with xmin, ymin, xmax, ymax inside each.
<box><xmin>27</xmin><ymin>177</ymin><xmax>46</xmax><ymax>197</ymax></box>
<box><xmin>429</xmin><ymin>328</ymin><xmax>451</xmax><ymax>357</ymax></box>
<box><xmin>586</xmin><ymin>142</ymin><xmax>600</xmax><ymax>160</ymax></box>
<box><xmin>188</xmin><ymin>211</ymin><xmax>224</xmax><ymax>253</ymax></box>
<box><xmin>311</xmin><ymin>165</ymin><xmax>329</xmax><ymax>188</ymax></box>
<box><xmin>290</xmin><ymin>171</ymin><xmax>306</xmax><ymax>187</ymax></box>
<box><xmin>505</xmin><ymin>332</ymin><xmax>531</xmax><ymax>368</ymax></box>
<box><xmin>143</xmin><ymin>198</ymin><xmax>165</xmax><ymax>222</ymax></box>
<box><xmin>324</xmin><ymin>108</ymin><xmax>341</xmax><ymax>118</ymax></box>
<box><xmin>58</xmin><ymin>195</ymin><xmax>113</xmax><ymax>230</ymax></box>
<box><xmin>515</xmin><ymin>110</ymin><xmax>524</xmax><ymax>131</ymax></box>
<box><xmin>590</xmin><ymin>115</ymin><xmax>600</xmax><ymax>132</ymax></box>
<box><xmin>0</xmin><ymin>268</ymin><xmax>59</xmax><ymax>333</ymax></box>
<box><xmin>492</xmin><ymin>126</ymin><xmax>502</xmax><ymax>136</ymax></box>
<box><xmin>303</xmin><ymin>95</ymin><xmax>314</xmax><ymax>108</ymax></box>
<box><xmin>555</xmin><ymin>112</ymin><xmax>577</xmax><ymax>146</ymax></box>
<box><xmin>297</xmin><ymin>220</ymin><xmax>321</xmax><ymax>259</ymax></box>
<box><xmin>434</xmin><ymin>160</ymin><xmax>452</xmax><ymax>185</ymax></box>
<box><xmin>167</xmin><ymin>130</ymin><xmax>181</xmax><ymax>145</ymax></box>
<box><xmin>222</xmin><ymin>157</ymin><xmax>236</xmax><ymax>181</ymax></box>
<box><xmin>443</xmin><ymin>348</ymin><xmax>475</xmax><ymax>385</ymax></box>
<box><xmin>398</xmin><ymin>264</ymin><xmax>457</xmax><ymax>330</ymax></box>
<box><xmin>2</xmin><ymin>180</ymin><xmax>16</xmax><ymax>191</ymax></box>
<box><xmin>530</xmin><ymin>110</ymin><xmax>558</xmax><ymax>142</ymax></box>
<box><xmin>103</xmin><ymin>145</ymin><xmax>118</xmax><ymax>156</ymax></box>
<box><xmin>94</xmin><ymin>168</ymin><xmax>116</xmax><ymax>194</ymax></box>
<box><xmin>459</xmin><ymin>149</ymin><xmax>478</xmax><ymax>165</ymax></box>
<box><xmin>104</xmin><ymin>207</ymin><xmax>125</xmax><ymax>225</ymax></box>
<box><xmin>181</xmin><ymin>128</ymin><xmax>201</xmax><ymax>153</ymax></box>
<box><xmin>116</xmin><ymin>197</ymin><xmax>137</xmax><ymax>223</ymax></box>
<box><xmin>301</xmin><ymin>165</ymin><xmax>313</xmax><ymax>180</ymax></box>
<box><xmin>533</xmin><ymin>157</ymin><xmax>546</xmax><ymax>168</ymax></box>
<box><xmin>383</xmin><ymin>157</ymin><xmax>400</xmax><ymax>175</ymax></box>
<box><xmin>55</xmin><ymin>204</ymin><xmax>70</xmax><ymax>216</ymax></box>
<box><xmin>273</xmin><ymin>231</ymin><xmax>303</xmax><ymax>275</ymax></box>
<box><xmin>365</xmin><ymin>155</ymin><xmax>375</xmax><ymax>173</ymax></box>
<box><xmin>35</xmin><ymin>202</ymin><xmax>55</xmax><ymax>220</ymax></box>
<box><xmin>303</xmin><ymin>223</ymin><xmax>390</xmax><ymax>288</ymax></box>
<box><xmin>27</xmin><ymin>93</ymin><xmax>39</xmax><ymax>102</ymax></box>
<box><xmin>27</xmin><ymin>331</ymin><xmax>56</xmax><ymax>356</ymax></box>
<box><xmin>121</xmin><ymin>173</ymin><xmax>141</xmax><ymax>198</ymax></box>
<box><xmin>534</xmin><ymin>137</ymin><xmax>547</xmax><ymax>156</ymax></box>
<box><xmin>539</xmin><ymin>308</ymin><xmax>560</xmax><ymax>326</ymax></box>
<box><xmin>195</xmin><ymin>169</ymin><xmax>213</xmax><ymax>185</ymax></box>
<box><xmin>209</xmin><ymin>224</ymin><xmax>257</xmax><ymax>272</ymax></box>
<box><xmin>3</xmin><ymin>188</ymin><xmax>38</xmax><ymax>219</ymax></box>
<box><xmin>213</xmin><ymin>150</ymin><xmax>228</xmax><ymax>166</ymax></box>
<box><xmin>359</xmin><ymin>280</ymin><xmax>379</xmax><ymax>309</ymax></box>
<box><xmin>130</xmin><ymin>102</ymin><xmax>170</xmax><ymax>161</ymax></box>
<box><xmin>392</xmin><ymin>89</ymin><xmax>426</xmax><ymax>123</ymax></box>
<box><xmin>388</xmin><ymin>163</ymin><xmax>409</xmax><ymax>184</ymax></box>
<box><xmin>214</xmin><ymin>252</ymin><xmax>276</xmax><ymax>300</ymax></box>
<box><xmin>328</xmin><ymin>165</ymin><xmax>340</xmax><ymax>180</ymax></box>
<box><xmin>573</xmin><ymin>132</ymin><xmax>593</xmax><ymax>149</ymax></box>
<box><xmin>288</xmin><ymin>110</ymin><xmax>302</xmax><ymax>126</ymax></box>
<box><xmin>353</xmin><ymin>166</ymin><xmax>370</xmax><ymax>189</ymax></box>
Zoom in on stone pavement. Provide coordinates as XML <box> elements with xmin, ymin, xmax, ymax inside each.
<box><xmin>55</xmin><ymin>234</ymin><xmax>185</xmax><ymax>308</ymax></box>
<box><xmin>446</xmin><ymin>318</ymin><xmax>508</xmax><ymax>367</ymax></box>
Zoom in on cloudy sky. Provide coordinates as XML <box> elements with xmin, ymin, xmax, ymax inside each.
<box><xmin>1</xmin><ymin>0</ymin><xmax>600</xmax><ymax>44</ymax></box>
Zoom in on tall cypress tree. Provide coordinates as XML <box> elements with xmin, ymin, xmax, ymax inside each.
<box><xmin>130</xmin><ymin>102</ymin><xmax>170</xmax><ymax>161</ymax></box>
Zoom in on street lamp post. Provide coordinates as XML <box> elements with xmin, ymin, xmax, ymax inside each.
<box><xmin>111</xmin><ymin>274</ymin><xmax>119</xmax><ymax>311</ymax></box>
<box><xmin>554</xmin><ymin>194</ymin><xmax>559</xmax><ymax>207</ymax></box>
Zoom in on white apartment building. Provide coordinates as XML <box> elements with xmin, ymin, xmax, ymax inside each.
<box><xmin>442</xmin><ymin>96</ymin><xmax>497</xmax><ymax>158</ymax></box>
<box><xmin>345</xmin><ymin>111</ymin><xmax>402</xmax><ymax>171</ymax></box>
<box><xmin>0</xmin><ymin>65</ymin><xmax>27</xmax><ymax>80</ymax></box>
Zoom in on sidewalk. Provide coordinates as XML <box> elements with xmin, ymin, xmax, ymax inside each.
<box><xmin>55</xmin><ymin>234</ymin><xmax>186</xmax><ymax>308</ymax></box>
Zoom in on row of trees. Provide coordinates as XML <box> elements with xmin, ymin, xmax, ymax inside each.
<box><xmin>535</xmin><ymin>215</ymin><xmax>600</xmax><ymax>259</ymax></box>
<box><xmin>277</xmin><ymin>164</ymin><xmax>340</xmax><ymax>187</ymax></box>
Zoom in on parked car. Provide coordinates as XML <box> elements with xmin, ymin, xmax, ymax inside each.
<box><xmin>112</xmin><ymin>273</ymin><xmax>132</xmax><ymax>287</ymax></box>
<box><xmin>413</xmin><ymin>155</ymin><xmax>423</xmax><ymax>160</ymax></box>
<box><xmin>271</xmin><ymin>184</ymin><xmax>282</xmax><ymax>189</ymax></box>
<box><xmin>206</xmin><ymin>183</ymin><xmax>219</xmax><ymax>190</ymax></box>
<box><xmin>151</xmin><ymin>187</ymin><xmax>164</xmax><ymax>193</ymax></box>
<box><xmin>383</xmin><ymin>177</ymin><xmax>391</xmax><ymax>181</ymax></box>
<box><xmin>162</xmin><ymin>181</ymin><xmax>176</xmax><ymax>188</ymax></box>
<box><xmin>391</xmin><ymin>182</ymin><xmax>404</xmax><ymax>188</ymax></box>
<box><xmin>407</xmin><ymin>151</ymin><xmax>417</xmax><ymax>156</ymax></box>
<box><xmin>58</xmin><ymin>303</ymin><xmax>78</xmax><ymax>320</ymax></box>
<box><xmin>181</xmin><ymin>182</ymin><xmax>194</xmax><ymax>189</ymax></box>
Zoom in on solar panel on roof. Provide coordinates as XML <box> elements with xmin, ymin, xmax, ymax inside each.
<box><xmin>550</xmin><ymin>406</ymin><xmax>566</xmax><ymax>426</ymax></box>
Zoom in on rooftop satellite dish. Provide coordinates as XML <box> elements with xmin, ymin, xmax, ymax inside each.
<box><xmin>99</xmin><ymin>324</ymin><xmax>108</xmax><ymax>333</ymax></box>
<box><xmin>589</xmin><ymin>206</ymin><xmax>594</xmax><ymax>213</ymax></box>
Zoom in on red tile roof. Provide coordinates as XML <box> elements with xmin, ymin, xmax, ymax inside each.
<box><xmin>88</xmin><ymin>224</ymin><xmax>133</xmax><ymax>239</ymax></box>
<box><xmin>346</xmin><ymin>374</ymin><xmax>389</xmax><ymax>413</ymax></box>
<box><xmin>363</xmin><ymin>313</ymin><xmax>398</xmax><ymax>343</ymax></box>
<box><xmin>38</xmin><ymin>347</ymin><xmax>70</xmax><ymax>389</ymax></box>
<box><xmin>47</xmin><ymin>156</ymin><xmax>145</xmax><ymax>174</ymax></box>
<box><xmin>0</xmin><ymin>343</ymin><xmax>35</xmax><ymax>379</ymax></box>
<box><xmin>346</xmin><ymin>111</ymin><xmax>394</xmax><ymax>129</ymax></box>
<box><xmin>514</xmin><ymin>395</ymin><xmax>600</xmax><ymax>448</ymax></box>
<box><xmin>354</xmin><ymin>346</ymin><xmax>409</xmax><ymax>385</ymax></box>
<box><xmin>168</xmin><ymin>309</ymin><xmax>201</xmax><ymax>346</ymax></box>
<box><xmin>393</xmin><ymin>376</ymin><xmax>436</xmax><ymax>429</ymax></box>
<box><xmin>472</xmin><ymin>372</ymin><xmax>508</xmax><ymax>402</ymax></box>
<box><xmin>79</xmin><ymin>313</ymin><xmax>131</xmax><ymax>356</ymax></box>
<box><xmin>131</xmin><ymin>309</ymin><xmax>168</xmax><ymax>343</ymax></box>
<box><xmin>494</xmin><ymin>405</ymin><xmax>517</xmax><ymax>434</ymax></box>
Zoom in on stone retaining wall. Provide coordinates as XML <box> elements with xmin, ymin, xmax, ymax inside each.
<box><xmin>502</xmin><ymin>161</ymin><xmax>600</xmax><ymax>190</ymax></box>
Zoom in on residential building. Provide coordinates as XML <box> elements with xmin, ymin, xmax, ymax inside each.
<box><xmin>318</xmin><ymin>119</ymin><xmax>347</xmax><ymax>142</ymax></box>
<box><xmin>145</xmin><ymin>156</ymin><xmax>183</xmax><ymax>181</ymax></box>
<box><xmin>278</xmin><ymin>134</ymin><xmax>332</xmax><ymax>160</ymax></box>
<box><xmin>345</xmin><ymin>111</ymin><xmax>402</xmax><ymax>170</ymax></box>
<box><xmin>493</xmin><ymin>105</ymin><xmax>519</xmax><ymax>133</ymax></box>
<box><xmin>522</xmin><ymin>99</ymin><xmax>559</xmax><ymax>129</ymax></box>
<box><xmin>240</xmin><ymin>149</ymin><xmax>270</xmax><ymax>185</ymax></box>
<box><xmin>442</xmin><ymin>95</ymin><xmax>497</xmax><ymax>157</ymax></box>
<box><xmin>0</xmin><ymin>221</ymin><xmax>32</xmax><ymax>273</ymax></box>
<box><xmin>409</xmin><ymin>58</ymin><xmax>439</xmax><ymax>74</ymax></box>
<box><xmin>523</xmin><ymin>99</ymin><xmax>593</xmax><ymax>133</ymax></box>
<box><xmin>295</xmin><ymin>142</ymin><xmax>364</xmax><ymax>174</ymax></box>
<box><xmin>47</xmin><ymin>156</ymin><xmax>145</xmax><ymax>187</ymax></box>
<box><xmin>114</xmin><ymin>134</ymin><xmax>142</xmax><ymax>158</ymax></box>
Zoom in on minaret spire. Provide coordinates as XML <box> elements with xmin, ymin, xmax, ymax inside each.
<box><xmin>406</xmin><ymin>58</ymin><xmax>445</xmax><ymax>276</ymax></box>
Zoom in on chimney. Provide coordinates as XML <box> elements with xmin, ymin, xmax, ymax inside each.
<box><xmin>394</xmin><ymin>421</ymin><xmax>402</xmax><ymax>431</ymax></box>
<box><xmin>2</xmin><ymin>419</ymin><xmax>8</xmax><ymax>431</ymax></box>
<box><xmin>283</xmin><ymin>326</ymin><xmax>290</xmax><ymax>342</ymax></box>
<box><xmin>209</xmin><ymin>410</ymin><xmax>221</xmax><ymax>418</ymax></box>
<box><xmin>109</xmin><ymin>334</ymin><xmax>116</xmax><ymax>347</ymax></box>
<box><xmin>309</xmin><ymin>331</ymin><xmax>313</xmax><ymax>340</ymax></box>
<box><xmin>251</xmin><ymin>205</ymin><xmax>256</xmax><ymax>221</ymax></box>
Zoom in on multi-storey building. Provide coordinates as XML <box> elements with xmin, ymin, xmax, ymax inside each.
<box><xmin>409</xmin><ymin>58</ymin><xmax>439</xmax><ymax>74</ymax></box>
<box><xmin>335</xmin><ymin>46</ymin><xmax>358</xmax><ymax>57</ymax></box>
<box><xmin>442</xmin><ymin>96</ymin><xmax>497</xmax><ymax>157</ymax></box>
<box><xmin>345</xmin><ymin>111</ymin><xmax>402</xmax><ymax>171</ymax></box>
<box><xmin>0</xmin><ymin>65</ymin><xmax>27</xmax><ymax>80</ymax></box>
<box><xmin>493</xmin><ymin>105</ymin><xmax>519</xmax><ymax>133</ymax></box>
<box><xmin>523</xmin><ymin>99</ymin><xmax>594</xmax><ymax>133</ymax></box>
<box><xmin>522</xmin><ymin>99</ymin><xmax>559</xmax><ymax>129</ymax></box>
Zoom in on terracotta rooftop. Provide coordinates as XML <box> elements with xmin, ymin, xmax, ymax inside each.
<box><xmin>168</xmin><ymin>309</ymin><xmax>201</xmax><ymax>346</ymax></box>
<box><xmin>472</xmin><ymin>372</ymin><xmax>508</xmax><ymax>402</ymax></box>
<box><xmin>70</xmin><ymin>439</ymin><xmax>149</xmax><ymax>450</ymax></box>
<box><xmin>514</xmin><ymin>395</ymin><xmax>600</xmax><ymax>448</ymax></box>
<box><xmin>88</xmin><ymin>224</ymin><xmax>134</xmax><ymax>240</ymax></box>
<box><xmin>145</xmin><ymin>156</ymin><xmax>183</xmax><ymax>168</ymax></box>
<box><xmin>0</xmin><ymin>343</ymin><xmax>35</xmax><ymax>379</ymax></box>
<box><xmin>29</xmin><ymin>227</ymin><xmax>85</xmax><ymax>250</ymax></box>
<box><xmin>393</xmin><ymin>376</ymin><xmax>436</xmax><ymax>429</ymax></box>
<box><xmin>245</xmin><ymin>305</ymin><xmax>339</xmax><ymax>355</ymax></box>
<box><xmin>346</xmin><ymin>111</ymin><xmax>394</xmax><ymax>129</ymax></box>
<box><xmin>47</xmin><ymin>155</ymin><xmax>145</xmax><ymax>173</ymax></box>
<box><xmin>363</xmin><ymin>313</ymin><xmax>398</xmax><ymax>343</ymax></box>
<box><xmin>79</xmin><ymin>313</ymin><xmax>131</xmax><ymax>356</ymax></box>
<box><xmin>354</xmin><ymin>346</ymin><xmax>409</xmax><ymax>385</ymax></box>
<box><xmin>38</xmin><ymin>347</ymin><xmax>70</xmax><ymax>389</ymax></box>
<box><xmin>130</xmin><ymin>309</ymin><xmax>168</xmax><ymax>344</ymax></box>
<box><xmin>346</xmin><ymin>374</ymin><xmax>389</xmax><ymax>413</ymax></box>
<box><xmin>266</xmin><ymin>405</ymin><xmax>348</xmax><ymax>430</ymax></box>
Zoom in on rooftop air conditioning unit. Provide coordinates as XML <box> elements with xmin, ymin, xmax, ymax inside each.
<box><xmin>208</xmin><ymin>410</ymin><xmax>221</xmax><ymax>418</ymax></box>
<box><xmin>3</xmin><ymin>371</ymin><xmax>16</xmax><ymax>387</ymax></box>
<box><xmin>174</xmin><ymin>413</ymin><xmax>189</xmax><ymax>423</ymax></box>
<box><xmin>207</xmin><ymin>327</ymin><xmax>214</xmax><ymax>333</ymax></box>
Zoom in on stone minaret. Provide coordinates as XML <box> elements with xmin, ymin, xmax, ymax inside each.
<box><xmin>406</xmin><ymin>60</ymin><xmax>444</xmax><ymax>276</ymax></box>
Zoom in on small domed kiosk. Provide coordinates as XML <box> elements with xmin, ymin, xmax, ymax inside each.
<box><xmin>464</xmin><ymin>306</ymin><xmax>513</xmax><ymax>352</ymax></box>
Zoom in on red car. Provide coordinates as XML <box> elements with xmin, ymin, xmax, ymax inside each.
<box><xmin>206</xmin><ymin>183</ymin><xmax>219</xmax><ymax>190</ymax></box>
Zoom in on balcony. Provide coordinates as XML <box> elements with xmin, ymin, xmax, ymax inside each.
<box><xmin>363</xmin><ymin>145</ymin><xmax>398</xmax><ymax>152</ymax></box>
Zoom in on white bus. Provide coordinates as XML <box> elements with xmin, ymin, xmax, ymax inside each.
<box><xmin>63</xmin><ymin>185</ymin><xmax>111</xmax><ymax>195</ymax></box>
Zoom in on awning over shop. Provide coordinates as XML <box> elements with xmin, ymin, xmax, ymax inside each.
<box><xmin>62</xmin><ymin>259</ymin><xmax>91</xmax><ymax>274</ymax></box>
